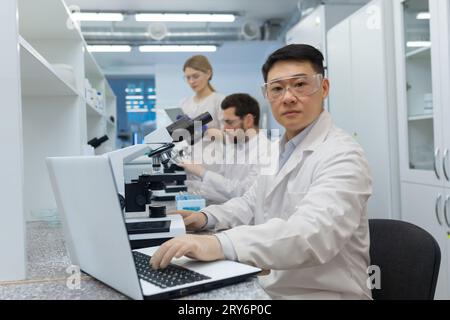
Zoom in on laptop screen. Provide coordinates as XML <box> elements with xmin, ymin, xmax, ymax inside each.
<box><xmin>46</xmin><ymin>156</ymin><xmax>144</xmax><ymax>300</ymax></box>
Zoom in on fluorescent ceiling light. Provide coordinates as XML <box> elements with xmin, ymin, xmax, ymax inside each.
<box><xmin>87</xmin><ymin>45</ymin><xmax>131</xmax><ymax>52</ymax></box>
<box><xmin>417</xmin><ymin>12</ymin><xmax>431</xmax><ymax>20</ymax></box>
<box><xmin>139</xmin><ymin>45</ymin><xmax>217</xmax><ymax>52</ymax></box>
<box><xmin>135</xmin><ymin>13</ymin><xmax>235</xmax><ymax>22</ymax></box>
<box><xmin>407</xmin><ymin>41</ymin><xmax>431</xmax><ymax>48</ymax></box>
<box><xmin>71</xmin><ymin>12</ymin><xmax>124</xmax><ymax>21</ymax></box>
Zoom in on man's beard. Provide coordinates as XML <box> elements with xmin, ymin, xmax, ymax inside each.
<box><xmin>229</xmin><ymin>126</ymin><xmax>247</xmax><ymax>145</ymax></box>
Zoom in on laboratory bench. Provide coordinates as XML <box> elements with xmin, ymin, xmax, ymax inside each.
<box><xmin>0</xmin><ymin>221</ymin><xmax>270</xmax><ymax>300</ymax></box>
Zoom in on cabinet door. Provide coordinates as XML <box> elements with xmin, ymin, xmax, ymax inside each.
<box><xmin>438</xmin><ymin>0</ymin><xmax>450</xmax><ymax>189</ymax></box>
<box><xmin>328</xmin><ymin>0</ymin><xmax>399</xmax><ymax>220</ymax></box>
<box><xmin>401</xmin><ymin>182</ymin><xmax>448</xmax><ymax>299</ymax></box>
<box><xmin>285</xmin><ymin>6</ymin><xmax>327</xmax><ymax>58</ymax></box>
<box><xmin>395</xmin><ymin>0</ymin><xmax>444</xmax><ymax>186</ymax></box>
<box><xmin>349</xmin><ymin>0</ymin><xmax>398</xmax><ymax>220</ymax></box>
<box><xmin>327</xmin><ymin>19</ymin><xmax>354</xmax><ymax>131</ymax></box>
<box><xmin>444</xmin><ymin>189</ymin><xmax>450</xmax><ymax>300</ymax></box>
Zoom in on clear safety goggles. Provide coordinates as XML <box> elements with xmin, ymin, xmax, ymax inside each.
<box><xmin>262</xmin><ymin>74</ymin><xmax>323</xmax><ymax>102</ymax></box>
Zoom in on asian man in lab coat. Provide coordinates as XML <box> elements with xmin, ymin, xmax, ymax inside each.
<box><xmin>150</xmin><ymin>44</ymin><xmax>373</xmax><ymax>300</ymax></box>
<box><xmin>180</xmin><ymin>93</ymin><xmax>271</xmax><ymax>204</ymax></box>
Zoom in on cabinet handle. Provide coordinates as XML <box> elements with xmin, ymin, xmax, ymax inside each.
<box><xmin>434</xmin><ymin>148</ymin><xmax>441</xmax><ymax>180</ymax></box>
<box><xmin>436</xmin><ymin>194</ymin><xmax>443</xmax><ymax>226</ymax></box>
<box><xmin>445</xmin><ymin>196</ymin><xmax>450</xmax><ymax>228</ymax></box>
<box><xmin>444</xmin><ymin>149</ymin><xmax>449</xmax><ymax>181</ymax></box>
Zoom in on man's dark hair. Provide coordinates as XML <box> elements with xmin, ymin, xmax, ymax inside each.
<box><xmin>221</xmin><ymin>93</ymin><xmax>260</xmax><ymax>127</ymax></box>
<box><xmin>262</xmin><ymin>44</ymin><xmax>325</xmax><ymax>82</ymax></box>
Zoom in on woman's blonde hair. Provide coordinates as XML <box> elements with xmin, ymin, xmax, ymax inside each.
<box><xmin>183</xmin><ymin>55</ymin><xmax>215</xmax><ymax>92</ymax></box>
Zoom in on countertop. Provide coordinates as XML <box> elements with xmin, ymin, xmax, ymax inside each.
<box><xmin>0</xmin><ymin>221</ymin><xmax>270</xmax><ymax>300</ymax></box>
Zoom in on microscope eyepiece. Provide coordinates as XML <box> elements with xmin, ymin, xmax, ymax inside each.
<box><xmin>192</xmin><ymin>112</ymin><xmax>213</xmax><ymax>125</ymax></box>
<box><xmin>165</xmin><ymin>112</ymin><xmax>213</xmax><ymax>145</ymax></box>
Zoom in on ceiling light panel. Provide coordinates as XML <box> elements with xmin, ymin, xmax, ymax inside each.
<box><xmin>135</xmin><ymin>13</ymin><xmax>235</xmax><ymax>23</ymax></box>
<box><xmin>87</xmin><ymin>45</ymin><xmax>132</xmax><ymax>52</ymax></box>
<box><xmin>72</xmin><ymin>12</ymin><xmax>124</xmax><ymax>22</ymax></box>
<box><xmin>139</xmin><ymin>45</ymin><xmax>217</xmax><ymax>52</ymax></box>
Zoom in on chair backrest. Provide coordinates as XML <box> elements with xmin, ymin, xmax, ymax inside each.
<box><xmin>369</xmin><ymin>219</ymin><xmax>441</xmax><ymax>300</ymax></box>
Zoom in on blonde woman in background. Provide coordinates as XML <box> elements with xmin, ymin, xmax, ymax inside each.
<box><xmin>179</xmin><ymin>55</ymin><xmax>225</xmax><ymax>188</ymax></box>
<box><xmin>180</xmin><ymin>55</ymin><xmax>225</xmax><ymax>130</ymax></box>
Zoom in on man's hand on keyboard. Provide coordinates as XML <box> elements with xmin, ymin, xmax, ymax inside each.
<box><xmin>150</xmin><ymin>234</ymin><xmax>225</xmax><ymax>270</ymax></box>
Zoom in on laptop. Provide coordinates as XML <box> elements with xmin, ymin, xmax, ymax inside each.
<box><xmin>46</xmin><ymin>156</ymin><xmax>261</xmax><ymax>300</ymax></box>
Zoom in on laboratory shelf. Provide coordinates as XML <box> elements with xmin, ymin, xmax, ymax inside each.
<box><xmin>408</xmin><ymin>114</ymin><xmax>433</xmax><ymax>121</ymax></box>
<box><xmin>18</xmin><ymin>0</ymin><xmax>83</xmax><ymax>42</ymax></box>
<box><xmin>86</xmin><ymin>100</ymin><xmax>104</xmax><ymax>118</ymax></box>
<box><xmin>406</xmin><ymin>46</ymin><xmax>431</xmax><ymax>59</ymax></box>
<box><xmin>19</xmin><ymin>37</ymin><xmax>79</xmax><ymax>97</ymax></box>
<box><xmin>84</xmin><ymin>49</ymin><xmax>104</xmax><ymax>81</ymax></box>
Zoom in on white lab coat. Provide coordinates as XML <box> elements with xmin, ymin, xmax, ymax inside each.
<box><xmin>191</xmin><ymin>131</ymin><xmax>271</xmax><ymax>204</ymax></box>
<box><xmin>203</xmin><ymin>110</ymin><xmax>373</xmax><ymax>300</ymax></box>
<box><xmin>180</xmin><ymin>92</ymin><xmax>225</xmax><ymax>130</ymax></box>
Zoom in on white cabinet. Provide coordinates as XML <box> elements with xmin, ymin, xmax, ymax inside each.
<box><xmin>0</xmin><ymin>0</ymin><xmax>26</xmax><ymax>282</ymax></box>
<box><xmin>285</xmin><ymin>4</ymin><xmax>364</xmax><ymax>65</ymax></box>
<box><xmin>395</xmin><ymin>0</ymin><xmax>450</xmax><ymax>187</ymax></box>
<box><xmin>0</xmin><ymin>0</ymin><xmax>117</xmax><ymax>281</ymax></box>
<box><xmin>84</xmin><ymin>50</ymin><xmax>117</xmax><ymax>154</ymax></box>
<box><xmin>327</xmin><ymin>0</ymin><xmax>400</xmax><ymax>220</ymax></box>
<box><xmin>17</xmin><ymin>0</ymin><xmax>117</xmax><ymax>223</ymax></box>
<box><xmin>400</xmin><ymin>182</ymin><xmax>449</xmax><ymax>300</ymax></box>
<box><xmin>395</xmin><ymin>0</ymin><xmax>450</xmax><ymax>299</ymax></box>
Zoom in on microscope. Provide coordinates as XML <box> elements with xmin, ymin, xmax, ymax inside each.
<box><xmin>124</xmin><ymin>143</ymin><xmax>188</xmax><ymax>203</ymax></box>
<box><xmin>107</xmin><ymin>111</ymin><xmax>212</xmax><ymax>249</ymax></box>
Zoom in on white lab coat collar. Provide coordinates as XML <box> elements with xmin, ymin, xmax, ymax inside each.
<box><xmin>266</xmin><ymin>110</ymin><xmax>332</xmax><ymax>198</ymax></box>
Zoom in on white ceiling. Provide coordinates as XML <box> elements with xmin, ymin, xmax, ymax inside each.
<box><xmin>67</xmin><ymin>0</ymin><xmax>307</xmax><ymax>45</ymax></box>
<box><xmin>65</xmin><ymin>0</ymin><xmax>370</xmax><ymax>73</ymax></box>
<box><xmin>67</xmin><ymin>0</ymin><xmax>303</xmax><ymax>22</ymax></box>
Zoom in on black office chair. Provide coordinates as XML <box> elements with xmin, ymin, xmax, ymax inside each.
<box><xmin>369</xmin><ymin>219</ymin><xmax>441</xmax><ymax>300</ymax></box>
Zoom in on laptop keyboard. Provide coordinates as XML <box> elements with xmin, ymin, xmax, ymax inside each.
<box><xmin>132</xmin><ymin>251</ymin><xmax>211</xmax><ymax>288</ymax></box>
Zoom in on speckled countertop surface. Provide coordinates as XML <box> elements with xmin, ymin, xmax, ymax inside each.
<box><xmin>0</xmin><ymin>221</ymin><xmax>270</xmax><ymax>300</ymax></box>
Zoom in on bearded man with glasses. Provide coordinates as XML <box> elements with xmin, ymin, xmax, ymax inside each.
<box><xmin>180</xmin><ymin>93</ymin><xmax>271</xmax><ymax>205</ymax></box>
